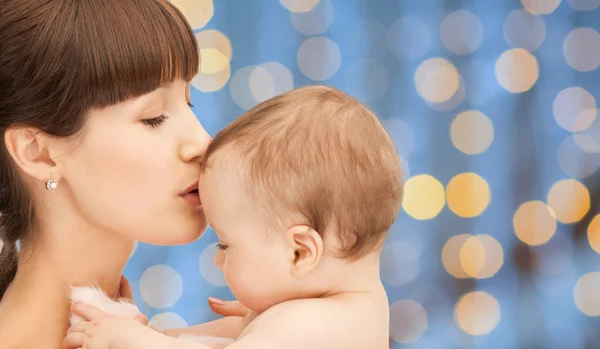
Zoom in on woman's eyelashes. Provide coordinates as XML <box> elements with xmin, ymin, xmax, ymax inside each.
<box><xmin>216</xmin><ymin>243</ymin><xmax>228</xmax><ymax>251</ymax></box>
<box><xmin>141</xmin><ymin>115</ymin><xmax>168</xmax><ymax>128</ymax></box>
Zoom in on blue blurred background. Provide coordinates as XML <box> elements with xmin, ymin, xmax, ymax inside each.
<box><xmin>123</xmin><ymin>1</ymin><xmax>600</xmax><ymax>348</ymax></box>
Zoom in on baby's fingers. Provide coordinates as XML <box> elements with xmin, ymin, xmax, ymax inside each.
<box><xmin>63</xmin><ymin>332</ymin><xmax>85</xmax><ymax>349</ymax></box>
<box><xmin>71</xmin><ymin>302</ymin><xmax>107</xmax><ymax>321</ymax></box>
<box><xmin>67</xmin><ymin>322</ymin><xmax>88</xmax><ymax>334</ymax></box>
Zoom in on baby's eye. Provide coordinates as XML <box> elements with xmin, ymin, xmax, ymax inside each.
<box><xmin>216</xmin><ymin>243</ymin><xmax>228</xmax><ymax>251</ymax></box>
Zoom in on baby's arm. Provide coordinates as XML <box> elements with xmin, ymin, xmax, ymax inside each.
<box><xmin>164</xmin><ymin>316</ymin><xmax>244</xmax><ymax>339</ymax></box>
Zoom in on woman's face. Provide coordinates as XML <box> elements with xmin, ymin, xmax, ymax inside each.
<box><xmin>59</xmin><ymin>80</ymin><xmax>210</xmax><ymax>245</ymax></box>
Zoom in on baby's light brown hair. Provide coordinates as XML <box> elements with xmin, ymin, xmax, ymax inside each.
<box><xmin>201</xmin><ymin>85</ymin><xmax>403</xmax><ymax>260</ymax></box>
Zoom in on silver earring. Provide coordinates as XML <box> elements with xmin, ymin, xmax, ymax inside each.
<box><xmin>45</xmin><ymin>178</ymin><xmax>58</xmax><ymax>191</ymax></box>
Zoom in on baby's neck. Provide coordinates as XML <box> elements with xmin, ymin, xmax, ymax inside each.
<box><xmin>317</xmin><ymin>251</ymin><xmax>384</xmax><ymax>298</ymax></box>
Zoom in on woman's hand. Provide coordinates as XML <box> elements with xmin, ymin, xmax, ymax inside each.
<box><xmin>208</xmin><ymin>297</ymin><xmax>250</xmax><ymax>317</ymax></box>
<box><xmin>63</xmin><ymin>303</ymin><xmax>143</xmax><ymax>349</ymax></box>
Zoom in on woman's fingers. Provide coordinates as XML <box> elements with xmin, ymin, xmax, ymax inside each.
<box><xmin>208</xmin><ymin>298</ymin><xmax>250</xmax><ymax>317</ymax></box>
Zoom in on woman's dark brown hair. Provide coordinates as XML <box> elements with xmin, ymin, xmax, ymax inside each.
<box><xmin>0</xmin><ymin>0</ymin><xmax>199</xmax><ymax>298</ymax></box>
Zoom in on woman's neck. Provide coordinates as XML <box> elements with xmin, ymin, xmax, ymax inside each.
<box><xmin>0</xmin><ymin>217</ymin><xmax>134</xmax><ymax>348</ymax></box>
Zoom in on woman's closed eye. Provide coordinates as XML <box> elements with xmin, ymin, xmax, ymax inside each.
<box><xmin>216</xmin><ymin>243</ymin><xmax>228</xmax><ymax>251</ymax></box>
<box><xmin>141</xmin><ymin>115</ymin><xmax>168</xmax><ymax>128</ymax></box>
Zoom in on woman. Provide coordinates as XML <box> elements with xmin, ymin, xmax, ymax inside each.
<box><xmin>0</xmin><ymin>0</ymin><xmax>245</xmax><ymax>347</ymax></box>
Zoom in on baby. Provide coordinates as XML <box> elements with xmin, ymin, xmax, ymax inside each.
<box><xmin>65</xmin><ymin>85</ymin><xmax>404</xmax><ymax>349</ymax></box>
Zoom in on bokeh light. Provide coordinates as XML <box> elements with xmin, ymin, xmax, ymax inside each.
<box><xmin>521</xmin><ymin>0</ymin><xmax>562</xmax><ymax>14</ymax></box>
<box><xmin>297</xmin><ymin>36</ymin><xmax>341</xmax><ymax>81</ymax></box>
<box><xmin>290</xmin><ymin>0</ymin><xmax>334</xmax><ymax>36</ymax></box>
<box><xmin>454</xmin><ymin>291</ymin><xmax>501</xmax><ymax>336</ymax></box>
<box><xmin>443</xmin><ymin>234</ymin><xmax>504</xmax><ymax>279</ymax></box>
<box><xmin>386</xmin><ymin>16</ymin><xmax>431</xmax><ymax>61</ymax></box>
<box><xmin>381</xmin><ymin>240</ymin><xmax>420</xmax><ymax>286</ymax></box>
<box><xmin>280</xmin><ymin>0</ymin><xmax>320</xmax><ymax>12</ymax></box>
<box><xmin>574</xmin><ymin>272</ymin><xmax>600</xmax><ymax>316</ymax></box>
<box><xmin>563</xmin><ymin>28</ymin><xmax>600</xmax><ymax>72</ymax></box>
<box><xmin>402</xmin><ymin>174</ymin><xmax>446</xmax><ymax>220</ymax></box>
<box><xmin>170</xmin><ymin>0</ymin><xmax>214</xmax><ymax>30</ymax></box>
<box><xmin>503</xmin><ymin>9</ymin><xmax>546</xmax><ymax>52</ymax></box>
<box><xmin>587</xmin><ymin>214</ymin><xmax>600</xmax><ymax>254</ymax></box>
<box><xmin>440</xmin><ymin>10</ymin><xmax>484</xmax><ymax>55</ymax></box>
<box><xmin>442</xmin><ymin>234</ymin><xmax>472</xmax><ymax>279</ymax></box>
<box><xmin>249</xmin><ymin>62</ymin><xmax>295</xmax><ymax>103</ymax></box>
<box><xmin>557</xmin><ymin>135</ymin><xmax>600</xmax><ymax>178</ymax></box>
<box><xmin>415</xmin><ymin>58</ymin><xmax>460</xmax><ymax>103</ymax></box>
<box><xmin>566</xmin><ymin>0</ymin><xmax>600</xmax><ymax>11</ymax></box>
<box><xmin>513</xmin><ymin>201</ymin><xmax>557</xmax><ymax>245</ymax></box>
<box><xmin>553</xmin><ymin>87</ymin><xmax>597</xmax><ymax>132</ymax></box>
<box><xmin>450</xmin><ymin>110</ymin><xmax>494</xmax><ymax>155</ymax></box>
<box><xmin>192</xmin><ymin>30</ymin><xmax>232</xmax><ymax>93</ymax></box>
<box><xmin>446</xmin><ymin>173</ymin><xmax>491</xmax><ymax>218</ymax></box>
<box><xmin>390</xmin><ymin>300</ymin><xmax>428</xmax><ymax>343</ymax></box>
<box><xmin>495</xmin><ymin>48</ymin><xmax>539</xmax><ymax>93</ymax></box>
<box><xmin>547</xmin><ymin>179</ymin><xmax>590</xmax><ymax>224</ymax></box>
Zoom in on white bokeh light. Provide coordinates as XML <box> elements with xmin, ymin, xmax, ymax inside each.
<box><xmin>503</xmin><ymin>9</ymin><xmax>546</xmax><ymax>52</ymax></box>
<box><xmin>563</xmin><ymin>28</ymin><xmax>600</xmax><ymax>72</ymax></box>
<box><xmin>297</xmin><ymin>37</ymin><xmax>341</xmax><ymax>81</ymax></box>
<box><xmin>199</xmin><ymin>244</ymin><xmax>228</xmax><ymax>287</ymax></box>
<box><xmin>381</xmin><ymin>241</ymin><xmax>420</xmax><ymax>286</ymax></box>
<box><xmin>140</xmin><ymin>265</ymin><xmax>183</xmax><ymax>308</ymax></box>
<box><xmin>386</xmin><ymin>16</ymin><xmax>431</xmax><ymax>61</ymax></box>
<box><xmin>344</xmin><ymin>59</ymin><xmax>389</xmax><ymax>103</ymax></box>
<box><xmin>249</xmin><ymin>62</ymin><xmax>294</xmax><ymax>104</ymax></box>
<box><xmin>290</xmin><ymin>0</ymin><xmax>334</xmax><ymax>36</ymax></box>
<box><xmin>440</xmin><ymin>10</ymin><xmax>484</xmax><ymax>55</ymax></box>
<box><xmin>149</xmin><ymin>312</ymin><xmax>188</xmax><ymax>330</ymax></box>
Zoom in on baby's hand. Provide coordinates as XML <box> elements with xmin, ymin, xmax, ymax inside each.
<box><xmin>63</xmin><ymin>303</ymin><xmax>144</xmax><ymax>349</ymax></box>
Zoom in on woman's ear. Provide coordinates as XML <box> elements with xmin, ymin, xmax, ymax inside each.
<box><xmin>284</xmin><ymin>225</ymin><xmax>323</xmax><ymax>278</ymax></box>
<box><xmin>4</xmin><ymin>127</ymin><xmax>61</xmax><ymax>183</ymax></box>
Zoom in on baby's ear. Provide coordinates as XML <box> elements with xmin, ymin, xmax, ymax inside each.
<box><xmin>284</xmin><ymin>225</ymin><xmax>323</xmax><ymax>278</ymax></box>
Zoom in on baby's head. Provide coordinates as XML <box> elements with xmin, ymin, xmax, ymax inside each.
<box><xmin>199</xmin><ymin>85</ymin><xmax>402</xmax><ymax>313</ymax></box>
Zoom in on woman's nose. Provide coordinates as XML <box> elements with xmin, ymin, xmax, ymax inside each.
<box><xmin>179</xmin><ymin>119</ymin><xmax>212</xmax><ymax>163</ymax></box>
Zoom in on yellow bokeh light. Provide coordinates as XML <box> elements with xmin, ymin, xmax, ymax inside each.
<box><xmin>446</xmin><ymin>173</ymin><xmax>491</xmax><ymax>218</ymax></box>
<box><xmin>280</xmin><ymin>0</ymin><xmax>320</xmax><ymax>12</ymax></box>
<box><xmin>574</xmin><ymin>272</ymin><xmax>600</xmax><ymax>316</ymax></box>
<box><xmin>460</xmin><ymin>236</ymin><xmax>486</xmax><ymax>277</ymax></box>
<box><xmin>454</xmin><ymin>291</ymin><xmax>501</xmax><ymax>336</ymax></box>
<box><xmin>547</xmin><ymin>179</ymin><xmax>590</xmax><ymax>224</ymax></box>
<box><xmin>442</xmin><ymin>234</ymin><xmax>471</xmax><ymax>279</ymax></box>
<box><xmin>450</xmin><ymin>110</ymin><xmax>494</xmax><ymax>155</ymax></box>
<box><xmin>402</xmin><ymin>174</ymin><xmax>446</xmax><ymax>220</ymax></box>
<box><xmin>196</xmin><ymin>30</ymin><xmax>233</xmax><ymax>61</ymax></box>
<box><xmin>415</xmin><ymin>58</ymin><xmax>460</xmax><ymax>103</ymax></box>
<box><xmin>191</xmin><ymin>49</ymin><xmax>231</xmax><ymax>93</ymax></box>
<box><xmin>171</xmin><ymin>0</ymin><xmax>214</xmax><ymax>30</ymax></box>
<box><xmin>495</xmin><ymin>48</ymin><xmax>539</xmax><ymax>93</ymax></box>
<box><xmin>200</xmin><ymin>48</ymin><xmax>229</xmax><ymax>75</ymax></box>
<box><xmin>587</xmin><ymin>214</ymin><xmax>600</xmax><ymax>254</ymax></box>
<box><xmin>513</xmin><ymin>200</ymin><xmax>557</xmax><ymax>246</ymax></box>
<box><xmin>443</xmin><ymin>234</ymin><xmax>504</xmax><ymax>279</ymax></box>
<box><xmin>475</xmin><ymin>235</ymin><xmax>504</xmax><ymax>279</ymax></box>
<box><xmin>191</xmin><ymin>30</ymin><xmax>233</xmax><ymax>93</ymax></box>
<box><xmin>521</xmin><ymin>0</ymin><xmax>562</xmax><ymax>14</ymax></box>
